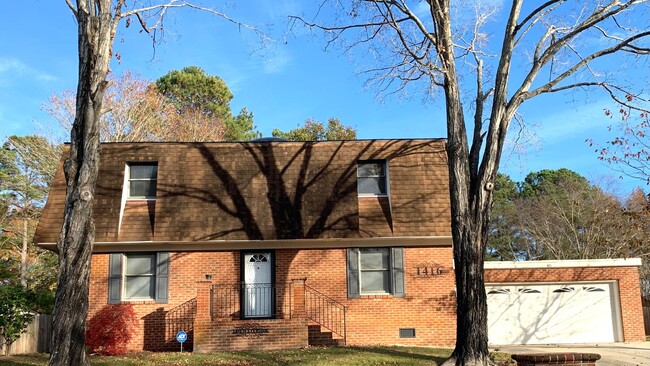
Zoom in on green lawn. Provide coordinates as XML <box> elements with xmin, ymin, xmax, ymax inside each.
<box><xmin>0</xmin><ymin>347</ymin><xmax>514</xmax><ymax>366</ymax></box>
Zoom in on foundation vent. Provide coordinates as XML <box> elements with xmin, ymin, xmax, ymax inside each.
<box><xmin>399</xmin><ymin>328</ymin><xmax>416</xmax><ymax>338</ymax></box>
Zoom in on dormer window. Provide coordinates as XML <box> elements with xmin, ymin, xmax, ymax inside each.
<box><xmin>357</xmin><ymin>160</ymin><xmax>387</xmax><ymax>197</ymax></box>
<box><xmin>128</xmin><ymin>163</ymin><xmax>158</xmax><ymax>199</ymax></box>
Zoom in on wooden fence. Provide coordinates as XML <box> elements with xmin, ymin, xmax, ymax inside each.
<box><xmin>1</xmin><ymin>314</ymin><xmax>51</xmax><ymax>355</ymax></box>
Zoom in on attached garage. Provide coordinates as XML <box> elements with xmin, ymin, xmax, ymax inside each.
<box><xmin>484</xmin><ymin>258</ymin><xmax>645</xmax><ymax>345</ymax></box>
<box><xmin>486</xmin><ymin>282</ymin><xmax>622</xmax><ymax>344</ymax></box>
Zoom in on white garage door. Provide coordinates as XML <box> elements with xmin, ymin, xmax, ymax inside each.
<box><xmin>487</xmin><ymin>282</ymin><xmax>621</xmax><ymax>345</ymax></box>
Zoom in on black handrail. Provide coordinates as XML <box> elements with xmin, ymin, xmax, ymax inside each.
<box><xmin>304</xmin><ymin>285</ymin><xmax>347</xmax><ymax>344</ymax></box>
<box><xmin>164</xmin><ymin>297</ymin><xmax>197</xmax><ymax>343</ymax></box>
<box><xmin>209</xmin><ymin>282</ymin><xmax>347</xmax><ymax>345</ymax></box>
<box><xmin>210</xmin><ymin>283</ymin><xmax>292</xmax><ymax>320</ymax></box>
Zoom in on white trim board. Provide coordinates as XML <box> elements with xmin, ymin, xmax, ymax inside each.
<box><xmin>485</xmin><ymin>258</ymin><xmax>642</xmax><ymax>269</ymax></box>
<box><xmin>38</xmin><ymin>235</ymin><xmax>453</xmax><ymax>253</ymax></box>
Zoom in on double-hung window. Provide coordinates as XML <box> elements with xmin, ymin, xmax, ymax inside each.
<box><xmin>123</xmin><ymin>253</ymin><xmax>156</xmax><ymax>300</ymax></box>
<box><xmin>359</xmin><ymin>248</ymin><xmax>390</xmax><ymax>293</ymax></box>
<box><xmin>108</xmin><ymin>252</ymin><xmax>169</xmax><ymax>304</ymax></box>
<box><xmin>357</xmin><ymin>161</ymin><xmax>387</xmax><ymax>197</ymax></box>
<box><xmin>346</xmin><ymin>247</ymin><xmax>405</xmax><ymax>298</ymax></box>
<box><xmin>128</xmin><ymin>163</ymin><xmax>158</xmax><ymax>199</ymax></box>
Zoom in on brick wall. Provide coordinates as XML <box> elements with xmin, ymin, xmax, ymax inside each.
<box><xmin>194</xmin><ymin>319</ymin><xmax>309</xmax><ymax>352</ymax></box>
<box><xmin>88</xmin><ymin>251</ymin><xmax>241</xmax><ymax>351</ymax></box>
<box><xmin>485</xmin><ymin>265</ymin><xmax>646</xmax><ymax>342</ymax></box>
<box><xmin>276</xmin><ymin>246</ymin><xmax>457</xmax><ymax>346</ymax></box>
<box><xmin>88</xmin><ymin>246</ymin><xmax>457</xmax><ymax>352</ymax></box>
<box><xmin>88</xmin><ymin>250</ymin><xmax>644</xmax><ymax>351</ymax></box>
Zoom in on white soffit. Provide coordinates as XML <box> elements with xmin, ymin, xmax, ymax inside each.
<box><xmin>485</xmin><ymin>258</ymin><xmax>642</xmax><ymax>269</ymax></box>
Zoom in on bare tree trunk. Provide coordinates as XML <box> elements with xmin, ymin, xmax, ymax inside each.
<box><xmin>20</xmin><ymin>218</ymin><xmax>28</xmax><ymax>288</ymax></box>
<box><xmin>436</xmin><ymin>5</ymin><xmax>491</xmax><ymax>364</ymax></box>
<box><xmin>442</xmin><ymin>96</ymin><xmax>492</xmax><ymax>366</ymax></box>
<box><xmin>445</xmin><ymin>185</ymin><xmax>491</xmax><ymax>365</ymax></box>
<box><xmin>48</xmin><ymin>2</ymin><xmax>260</xmax><ymax>364</ymax></box>
<box><xmin>49</xmin><ymin>3</ymin><xmax>114</xmax><ymax>365</ymax></box>
<box><xmin>289</xmin><ymin>1</ymin><xmax>649</xmax><ymax>364</ymax></box>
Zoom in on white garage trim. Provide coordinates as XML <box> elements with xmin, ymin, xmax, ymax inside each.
<box><xmin>484</xmin><ymin>258</ymin><xmax>642</xmax><ymax>269</ymax></box>
<box><xmin>486</xmin><ymin>281</ymin><xmax>624</xmax><ymax>345</ymax></box>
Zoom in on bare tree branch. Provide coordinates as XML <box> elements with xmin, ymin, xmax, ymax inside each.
<box><xmin>516</xmin><ymin>30</ymin><xmax>650</xmax><ymax>104</ymax></box>
<box><xmin>478</xmin><ymin>0</ymin><xmax>523</xmax><ymax>188</ymax></box>
<box><xmin>65</xmin><ymin>0</ymin><xmax>77</xmax><ymax>15</ymax></box>
<box><xmin>514</xmin><ymin>0</ymin><xmax>563</xmax><ymax>35</ymax></box>
<box><xmin>511</xmin><ymin>1</ymin><xmax>642</xmax><ymax>109</ymax></box>
<box><xmin>135</xmin><ymin>12</ymin><xmax>150</xmax><ymax>33</ymax></box>
<box><xmin>120</xmin><ymin>2</ymin><xmax>271</xmax><ymax>42</ymax></box>
<box><xmin>287</xmin><ymin>0</ymin><xmax>650</xmax><ymax>363</ymax></box>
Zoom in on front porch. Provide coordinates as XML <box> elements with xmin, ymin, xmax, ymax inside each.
<box><xmin>194</xmin><ymin>279</ymin><xmax>346</xmax><ymax>352</ymax></box>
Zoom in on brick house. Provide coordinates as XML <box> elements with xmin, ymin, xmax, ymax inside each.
<box><xmin>34</xmin><ymin>139</ymin><xmax>646</xmax><ymax>352</ymax></box>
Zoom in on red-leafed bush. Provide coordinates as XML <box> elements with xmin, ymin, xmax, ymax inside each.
<box><xmin>86</xmin><ymin>304</ymin><xmax>139</xmax><ymax>355</ymax></box>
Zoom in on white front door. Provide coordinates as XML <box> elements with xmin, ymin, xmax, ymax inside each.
<box><xmin>243</xmin><ymin>252</ymin><xmax>272</xmax><ymax>318</ymax></box>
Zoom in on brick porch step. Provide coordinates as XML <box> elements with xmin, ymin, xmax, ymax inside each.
<box><xmin>308</xmin><ymin>324</ymin><xmax>345</xmax><ymax>347</ymax></box>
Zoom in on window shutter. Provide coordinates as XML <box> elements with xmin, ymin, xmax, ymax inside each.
<box><xmin>155</xmin><ymin>252</ymin><xmax>170</xmax><ymax>304</ymax></box>
<box><xmin>346</xmin><ymin>248</ymin><xmax>360</xmax><ymax>298</ymax></box>
<box><xmin>108</xmin><ymin>253</ymin><xmax>122</xmax><ymax>304</ymax></box>
<box><xmin>391</xmin><ymin>247</ymin><xmax>405</xmax><ymax>298</ymax></box>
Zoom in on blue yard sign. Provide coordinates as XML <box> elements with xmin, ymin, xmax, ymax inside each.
<box><xmin>176</xmin><ymin>331</ymin><xmax>188</xmax><ymax>352</ymax></box>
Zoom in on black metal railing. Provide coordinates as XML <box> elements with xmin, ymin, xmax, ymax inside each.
<box><xmin>162</xmin><ymin>298</ymin><xmax>197</xmax><ymax>350</ymax></box>
<box><xmin>305</xmin><ymin>285</ymin><xmax>347</xmax><ymax>344</ymax></box>
<box><xmin>210</xmin><ymin>283</ymin><xmax>292</xmax><ymax>320</ymax></box>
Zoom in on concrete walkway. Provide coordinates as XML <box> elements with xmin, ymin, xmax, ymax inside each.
<box><xmin>493</xmin><ymin>343</ymin><xmax>650</xmax><ymax>366</ymax></box>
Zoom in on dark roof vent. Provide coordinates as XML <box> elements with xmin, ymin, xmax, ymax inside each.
<box><xmin>251</xmin><ymin>137</ymin><xmax>289</xmax><ymax>142</ymax></box>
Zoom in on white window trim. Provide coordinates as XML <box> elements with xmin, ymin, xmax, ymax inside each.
<box><xmin>357</xmin><ymin>160</ymin><xmax>389</xmax><ymax>198</ymax></box>
<box><xmin>121</xmin><ymin>253</ymin><xmax>156</xmax><ymax>301</ymax></box>
<box><xmin>126</xmin><ymin>163</ymin><xmax>158</xmax><ymax>201</ymax></box>
<box><xmin>118</xmin><ymin>163</ymin><xmax>157</xmax><ymax>233</ymax></box>
<box><xmin>118</xmin><ymin>165</ymin><xmax>129</xmax><ymax>233</ymax></box>
<box><xmin>358</xmin><ymin>248</ymin><xmax>391</xmax><ymax>295</ymax></box>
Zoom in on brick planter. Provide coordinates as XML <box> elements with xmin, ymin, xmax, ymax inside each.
<box><xmin>511</xmin><ymin>353</ymin><xmax>601</xmax><ymax>366</ymax></box>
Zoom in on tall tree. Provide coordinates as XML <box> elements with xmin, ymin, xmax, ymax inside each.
<box><xmin>293</xmin><ymin>2</ymin><xmax>650</xmax><ymax>364</ymax></box>
<box><xmin>53</xmin><ymin>2</ymin><xmax>264</xmax><ymax>365</ymax></box>
<box><xmin>272</xmin><ymin>118</ymin><xmax>357</xmax><ymax>141</ymax></box>
<box><xmin>485</xmin><ymin>173</ymin><xmax>523</xmax><ymax>261</ymax></box>
<box><xmin>519</xmin><ymin>168</ymin><xmax>590</xmax><ymax>198</ymax></box>
<box><xmin>488</xmin><ymin>169</ymin><xmax>650</xmax><ymax>262</ymax></box>
<box><xmin>0</xmin><ymin>136</ymin><xmax>56</xmax><ymax>288</ymax></box>
<box><xmin>44</xmin><ymin>71</ymin><xmax>227</xmax><ymax>142</ymax></box>
<box><xmin>156</xmin><ymin>66</ymin><xmax>261</xmax><ymax>141</ymax></box>
<box><xmin>624</xmin><ymin>188</ymin><xmax>650</xmax><ymax>297</ymax></box>
<box><xmin>156</xmin><ymin>66</ymin><xmax>233</xmax><ymax>119</ymax></box>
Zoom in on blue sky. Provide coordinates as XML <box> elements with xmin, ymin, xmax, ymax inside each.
<box><xmin>0</xmin><ymin>1</ymin><xmax>647</xmax><ymax>197</ymax></box>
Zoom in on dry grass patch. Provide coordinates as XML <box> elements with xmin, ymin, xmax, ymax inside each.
<box><xmin>0</xmin><ymin>347</ymin><xmax>513</xmax><ymax>366</ymax></box>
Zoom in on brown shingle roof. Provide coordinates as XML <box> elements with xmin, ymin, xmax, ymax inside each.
<box><xmin>34</xmin><ymin>139</ymin><xmax>451</xmax><ymax>244</ymax></box>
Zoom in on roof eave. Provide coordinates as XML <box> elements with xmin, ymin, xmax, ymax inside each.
<box><xmin>37</xmin><ymin>235</ymin><xmax>453</xmax><ymax>253</ymax></box>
